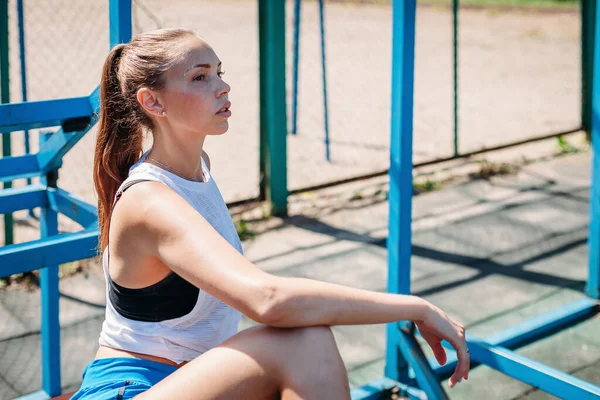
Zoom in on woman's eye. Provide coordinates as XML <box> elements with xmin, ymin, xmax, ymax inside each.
<box><xmin>218</xmin><ymin>70</ymin><xmax>226</xmax><ymax>78</ymax></box>
<box><xmin>193</xmin><ymin>74</ymin><xmax>205</xmax><ymax>81</ymax></box>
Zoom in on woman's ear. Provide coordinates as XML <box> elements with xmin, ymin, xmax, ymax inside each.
<box><xmin>137</xmin><ymin>87</ymin><xmax>166</xmax><ymax>117</ymax></box>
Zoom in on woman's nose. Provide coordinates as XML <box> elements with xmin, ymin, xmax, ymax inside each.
<box><xmin>217</xmin><ymin>79</ymin><xmax>231</xmax><ymax>97</ymax></box>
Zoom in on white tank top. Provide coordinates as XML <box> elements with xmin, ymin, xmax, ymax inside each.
<box><xmin>98</xmin><ymin>150</ymin><xmax>243</xmax><ymax>364</ymax></box>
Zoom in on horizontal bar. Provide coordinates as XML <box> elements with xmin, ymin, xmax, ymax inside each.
<box><xmin>0</xmin><ymin>171</ymin><xmax>40</xmax><ymax>183</ymax></box>
<box><xmin>0</xmin><ymin>97</ymin><xmax>92</xmax><ymax>133</ymax></box>
<box><xmin>0</xmin><ymin>229</ymin><xmax>98</xmax><ymax>276</ymax></box>
<box><xmin>486</xmin><ymin>297</ymin><xmax>598</xmax><ymax>348</ymax></box>
<box><xmin>350</xmin><ymin>377</ymin><xmax>426</xmax><ymax>400</ymax></box>
<box><xmin>0</xmin><ymin>154</ymin><xmax>40</xmax><ymax>179</ymax></box>
<box><xmin>460</xmin><ymin>338</ymin><xmax>600</xmax><ymax>399</ymax></box>
<box><xmin>0</xmin><ymin>184</ymin><xmax>46</xmax><ymax>214</ymax></box>
<box><xmin>47</xmin><ymin>187</ymin><xmax>98</xmax><ymax>228</ymax></box>
<box><xmin>430</xmin><ymin>298</ymin><xmax>599</xmax><ymax>378</ymax></box>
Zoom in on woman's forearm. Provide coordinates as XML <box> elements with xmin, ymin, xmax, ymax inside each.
<box><xmin>263</xmin><ymin>277</ymin><xmax>429</xmax><ymax>328</ymax></box>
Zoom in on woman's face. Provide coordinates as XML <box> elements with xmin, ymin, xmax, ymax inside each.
<box><xmin>159</xmin><ymin>36</ymin><xmax>231</xmax><ymax>138</ymax></box>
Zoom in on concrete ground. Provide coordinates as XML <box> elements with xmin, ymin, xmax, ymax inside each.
<box><xmin>0</xmin><ymin>151</ymin><xmax>598</xmax><ymax>399</ymax></box>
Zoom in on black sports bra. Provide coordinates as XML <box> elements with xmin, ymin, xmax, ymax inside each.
<box><xmin>107</xmin><ymin>179</ymin><xmax>199</xmax><ymax>322</ymax></box>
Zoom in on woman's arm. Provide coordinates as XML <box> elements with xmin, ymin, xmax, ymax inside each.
<box><xmin>117</xmin><ymin>182</ymin><xmax>469</xmax><ymax>386</ymax></box>
<box><xmin>264</xmin><ymin>277</ymin><xmax>428</xmax><ymax>327</ymax></box>
<box><xmin>122</xmin><ymin>182</ymin><xmax>423</xmax><ymax>325</ymax></box>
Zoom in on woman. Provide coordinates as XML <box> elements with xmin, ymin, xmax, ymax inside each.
<box><xmin>72</xmin><ymin>28</ymin><xmax>469</xmax><ymax>400</ymax></box>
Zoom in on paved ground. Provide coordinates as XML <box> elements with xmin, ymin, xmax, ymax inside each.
<box><xmin>0</xmin><ymin>151</ymin><xmax>598</xmax><ymax>399</ymax></box>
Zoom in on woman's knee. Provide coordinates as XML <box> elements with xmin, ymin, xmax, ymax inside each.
<box><xmin>236</xmin><ymin>325</ymin><xmax>343</xmax><ymax>370</ymax></box>
<box><xmin>275</xmin><ymin>326</ymin><xmax>343</xmax><ymax>367</ymax></box>
<box><xmin>269</xmin><ymin>325</ymin><xmax>335</xmax><ymax>349</ymax></box>
<box><xmin>294</xmin><ymin>325</ymin><xmax>337</xmax><ymax>350</ymax></box>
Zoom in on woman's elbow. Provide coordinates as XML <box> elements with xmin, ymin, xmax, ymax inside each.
<box><xmin>251</xmin><ymin>279</ymin><xmax>289</xmax><ymax>326</ymax></box>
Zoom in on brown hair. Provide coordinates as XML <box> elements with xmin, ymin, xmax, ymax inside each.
<box><xmin>94</xmin><ymin>28</ymin><xmax>195</xmax><ymax>250</ymax></box>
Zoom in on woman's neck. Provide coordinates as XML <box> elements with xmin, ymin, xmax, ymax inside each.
<box><xmin>147</xmin><ymin>136</ymin><xmax>206</xmax><ymax>182</ymax></box>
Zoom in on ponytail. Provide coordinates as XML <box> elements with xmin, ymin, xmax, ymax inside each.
<box><xmin>92</xmin><ymin>29</ymin><xmax>197</xmax><ymax>251</ymax></box>
<box><xmin>93</xmin><ymin>44</ymin><xmax>142</xmax><ymax>251</ymax></box>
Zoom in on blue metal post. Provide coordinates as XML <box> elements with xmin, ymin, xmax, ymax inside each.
<box><xmin>291</xmin><ymin>0</ymin><xmax>301</xmax><ymax>135</ymax></box>
<box><xmin>588</xmin><ymin>0</ymin><xmax>600</xmax><ymax>300</ymax></box>
<box><xmin>109</xmin><ymin>0</ymin><xmax>132</xmax><ymax>48</ymax></box>
<box><xmin>39</xmin><ymin>132</ymin><xmax>61</xmax><ymax>397</ymax></box>
<box><xmin>318</xmin><ymin>0</ymin><xmax>331</xmax><ymax>162</ymax></box>
<box><xmin>385</xmin><ymin>0</ymin><xmax>416</xmax><ymax>381</ymax></box>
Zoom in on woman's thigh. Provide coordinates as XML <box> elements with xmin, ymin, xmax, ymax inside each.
<box><xmin>136</xmin><ymin>325</ymin><xmax>349</xmax><ymax>400</ymax></box>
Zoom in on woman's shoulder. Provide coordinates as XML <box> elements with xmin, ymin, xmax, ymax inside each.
<box><xmin>110</xmin><ymin>180</ymin><xmax>189</xmax><ymax>239</ymax></box>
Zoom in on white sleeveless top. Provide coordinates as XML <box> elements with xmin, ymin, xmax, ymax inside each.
<box><xmin>98</xmin><ymin>150</ymin><xmax>243</xmax><ymax>364</ymax></box>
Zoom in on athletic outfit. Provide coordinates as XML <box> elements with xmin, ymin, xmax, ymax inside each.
<box><xmin>71</xmin><ymin>151</ymin><xmax>243</xmax><ymax>399</ymax></box>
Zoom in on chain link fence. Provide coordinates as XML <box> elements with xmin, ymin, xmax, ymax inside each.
<box><xmin>285</xmin><ymin>0</ymin><xmax>581</xmax><ymax>193</ymax></box>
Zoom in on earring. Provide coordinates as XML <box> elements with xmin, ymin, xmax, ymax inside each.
<box><xmin>161</xmin><ymin>111</ymin><xmax>166</xmax><ymax>116</ymax></box>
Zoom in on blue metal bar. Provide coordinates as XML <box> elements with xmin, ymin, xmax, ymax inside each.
<box><xmin>37</xmin><ymin>88</ymin><xmax>99</xmax><ymax>172</ymax></box>
<box><xmin>291</xmin><ymin>0</ymin><xmax>301</xmax><ymax>135</ymax></box>
<box><xmin>398</xmin><ymin>324</ymin><xmax>449</xmax><ymax>400</ymax></box>
<box><xmin>0</xmin><ymin>97</ymin><xmax>92</xmax><ymax>133</ymax></box>
<box><xmin>350</xmin><ymin>377</ymin><xmax>427</xmax><ymax>400</ymax></box>
<box><xmin>36</xmin><ymin>128</ymin><xmax>75</xmax><ymax>170</ymax></box>
<box><xmin>0</xmin><ymin>229</ymin><xmax>98</xmax><ymax>277</ymax></box>
<box><xmin>442</xmin><ymin>338</ymin><xmax>600</xmax><ymax>399</ymax></box>
<box><xmin>588</xmin><ymin>0</ymin><xmax>600</xmax><ymax>299</ymax></box>
<box><xmin>318</xmin><ymin>0</ymin><xmax>331</xmax><ymax>162</ymax></box>
<box><xmin>0</xmin><ymin>154</ymin><xmax>40</xmax><ymax>178</ymax></box>
<box><xmin>0</xmin><ymin>184</ymin><xmax>46</xmax><ymax>214</ymax></box>
<box><xmin>0</xmin><ymin>171</ymin><xmax>39</xmax><ymax>183</ymax></box>
<box><xmin>109</xmin><ymin>0</ymin><xmax>132</xmax><ymax>48</ymax></box>
<box><xmin>46</xmin><ymin>187</ymin><xmax>98</xmax><ymax>229</ymax></box>
<box><xmin>431</xmin><ymin>297</ymin><xmax>598</xmax><ymax>378</ymax></box>
<box><xmin>484</xmin><ymin>297</ymin><xmax>598</xmax><ymax>348</ymax></box>
<box><xmin>39</xmin><ymin>133</ymin><xmax>61</xmax><ymax>397</ymax></box>
<box><xmin>385</xmin><ymin>0</ymin><xmax>416</xmax><ymax>381</ymax></box>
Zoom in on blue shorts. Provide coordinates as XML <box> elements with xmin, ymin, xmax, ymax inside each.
<box><xmin>70</xmin><ymin>358</ymin><xmax>177</xmax><ymax>399</ymax></box>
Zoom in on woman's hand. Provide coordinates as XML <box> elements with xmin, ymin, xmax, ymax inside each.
<box><xmin>415</xmin><ymin>302</ymin><xmax>470</xmax><ymax>388</ymax></box>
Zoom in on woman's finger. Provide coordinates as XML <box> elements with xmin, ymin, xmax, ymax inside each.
<box><xmin>449</xmin><ymin>342</ymin><xmax>470</xmax><ymax>387</ymax></box>
<box><xmin>429</xmin><ymin>341</ymin><xmax>447</xmax><ymax>366</ymax></box>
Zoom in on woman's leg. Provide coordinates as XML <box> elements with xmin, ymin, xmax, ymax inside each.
<box><xmin>135</xmin><ymin>325</ymin><xmax>350</xmax><ymax>400</ymax></box>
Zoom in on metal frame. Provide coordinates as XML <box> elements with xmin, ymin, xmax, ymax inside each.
<box><xmin>352</xmin><ymin>0</ymin><xmax>600</xmax><ymax>398</ymax></box>
<box><xmin>2</xmin><ymin>0</ymin><xmax>599</xmax><ymax>398</ymax></box>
